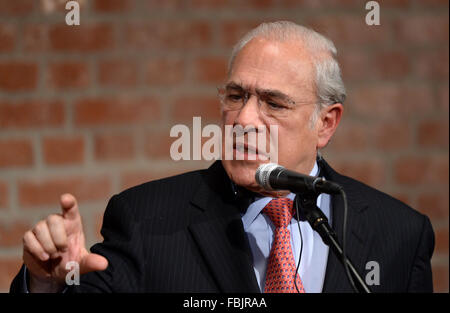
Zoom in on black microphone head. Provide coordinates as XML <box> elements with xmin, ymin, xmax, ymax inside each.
<box><xmin>255</xmin><ymin>163</ymin><xmax>284</xmax><ymax>190</ymax></box>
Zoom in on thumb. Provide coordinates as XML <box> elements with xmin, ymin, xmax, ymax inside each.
<box><xmin>79</xmin><ymin>253</ymin><xmax>108</xmax><ymax>275</ymax></box>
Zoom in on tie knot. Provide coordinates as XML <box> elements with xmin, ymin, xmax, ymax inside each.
<box><xmin>262</xmin><ymin>198</ymin><xmax>295</xmax><ymax>228</ymax></box>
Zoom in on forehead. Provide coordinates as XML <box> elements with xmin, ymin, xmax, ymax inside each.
<box><xmin>228</xmin><ymin>38</ymin><xmax>316</xmax><ymax>97</ymax></box>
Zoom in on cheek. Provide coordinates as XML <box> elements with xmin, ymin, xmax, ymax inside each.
<box><xmin>221</xmin><ymin>110</ymin><xmax>237</xmax><ymax>126</ymax></box>
<box><xmin>275</xmin><ymin>116</ymin><xmax>317</xmax><ymax>159</ymax></box>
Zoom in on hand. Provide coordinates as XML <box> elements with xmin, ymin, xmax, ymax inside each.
<box><xmin>22</xmin><ymin>193</ymin><xmax>108</xmax><ymax>292</ymax></box>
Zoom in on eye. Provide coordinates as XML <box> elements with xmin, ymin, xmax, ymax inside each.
<box><xmin>267</xmin><ymin>101</ymin><xmax>285</xmax><ymax>109</ymax></box>
<box><xmin>227</xmin><ymin>94</ymin><xmax>243</xmax><ymax>102</ymax></box>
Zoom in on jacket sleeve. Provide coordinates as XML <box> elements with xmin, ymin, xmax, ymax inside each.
<box><xmin>407</xmin><ymin>215</ymin><xmax>435</xmax><ymax>292</ymax></box>
<box><xmin>72</xmin><ymin>193</ymin><xmax>145</xmax><ymax>293</ymax></box>
<box><xmin>9</xmin><ymin>264</ymin><xmax>29</xmax><ymax>293</ymax></box>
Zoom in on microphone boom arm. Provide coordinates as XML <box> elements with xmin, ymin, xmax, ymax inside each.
<box><xmin>296</xmin><ymin>195</ymin><xmax>371</xmax><ymax>293</ymax></box>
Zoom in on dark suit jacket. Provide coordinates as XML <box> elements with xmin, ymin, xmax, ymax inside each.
<box><xmin>10</xmin><ymin>160</ymin><xmax>434</xmax><ymax>293</ymax></box>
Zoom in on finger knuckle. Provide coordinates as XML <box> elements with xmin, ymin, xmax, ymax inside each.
<box><xmin>46</xmin><ymin>214</ymin><xmax>61</xmax><ymax>225</ymax></box>
<box><xmin>23</xmin><ymin>230</ymin><xmax>32</xmax><ymax>244</ymax></box>
<box><xmin>43</xmin><ymin>243</ymin><xmax>57</xmax><ymax>253</ymax></box>
<box><xmin>33</xmin><ymin>221</ymin><xmax>46</xmax><ymax>233</ymax></box>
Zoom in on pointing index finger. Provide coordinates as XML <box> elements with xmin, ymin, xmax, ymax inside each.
<box><xmin>60</xmin><ymin>193</ymin><xmax>79</xmax><ymax>221</ymax></box>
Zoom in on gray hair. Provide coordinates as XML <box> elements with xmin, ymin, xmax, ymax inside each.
<box><xmin>228</xmin><ymin>21</ymin><xmax>346</xmax><ymax>123</ymax></box>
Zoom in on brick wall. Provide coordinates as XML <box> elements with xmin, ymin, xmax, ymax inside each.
<box><xmin>0</xmin><ymin>0</ymin><xmax>448</xmax><ymax>292</ymax></box>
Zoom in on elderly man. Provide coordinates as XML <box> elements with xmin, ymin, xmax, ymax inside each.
<box><xmin>11</xmin><ymin>21</ymin><xmax>434</xmax><ymax>293</ymax></box>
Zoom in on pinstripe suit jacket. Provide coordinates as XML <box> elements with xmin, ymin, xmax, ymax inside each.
<box><xmin>11</xmin><ymin>160</ymin><xmax>434</xmax><ymax>293</ymax></box>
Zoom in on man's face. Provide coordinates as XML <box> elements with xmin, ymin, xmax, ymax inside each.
<box><xmin>221</xmin><ymin>38</ymin><xmax>321</xmax><ymax>195</ymax></box>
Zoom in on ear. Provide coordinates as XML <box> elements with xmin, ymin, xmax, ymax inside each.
<box><xmin>316</xmin><ymin>103</ymin><xmax>344</xmax><ymax>149</ymax></box>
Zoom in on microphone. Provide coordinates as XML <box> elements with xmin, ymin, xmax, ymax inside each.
<box><xmin>255</xmin><ymin>163</ymin><xmax>343</xmax><ymax>195</ymax></box>
<box><xmin>255</xmin><ymin>163</ymin><xmax>371</xmax><ymax>293</ymax></box>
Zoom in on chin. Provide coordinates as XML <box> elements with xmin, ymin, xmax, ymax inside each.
<box><xmin>221</xmin><ymin>159</ymin><xmax>262</xmax><ymax>190</ymax></box>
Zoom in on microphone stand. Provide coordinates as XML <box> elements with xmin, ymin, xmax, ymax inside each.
<box><xmin>295</xmin><ymin>194</ymin><xmax>371</xmax><ymax>293</ymax></box>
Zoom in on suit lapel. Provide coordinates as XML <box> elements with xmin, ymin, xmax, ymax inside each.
<box><xmin>320</xmin><ymin>159</ymin><xmax>374</xmax><ymax>293</ymax></box>
<box><xmin>188</xmin><ymin>162</ymin><xmax>260</xmax><ymax>293</ymax></box>
<box><xmin>186</xmin><ymin>159</ymin><xmax>374</xmax><ymax>293</ymax></box>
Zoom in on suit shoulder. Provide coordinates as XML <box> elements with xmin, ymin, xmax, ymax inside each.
<box><xmin>117</xmin><ymin>168</ymin><xmax>207</xmax><ymax>201</ymax></box>
<box><xmin>96</xmin><ymin>168</ymin><xmax>208</xmax><ymax>235</ymax></box>
<box><xmin>337</xmin><ymin>173</ymin><xmax>427</xmax><ymax>223</ymax></box>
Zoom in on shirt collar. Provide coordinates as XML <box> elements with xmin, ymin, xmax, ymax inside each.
<box><xmin>241</xmin><ymin>161</ymin><xmax>320</xmax><ymax>231</ymax></box>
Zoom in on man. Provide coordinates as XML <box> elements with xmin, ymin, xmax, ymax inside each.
<box><xmin>10</xmin><ymin>21</ymin><xmax>434</xmax><ymax>293</ymax></box>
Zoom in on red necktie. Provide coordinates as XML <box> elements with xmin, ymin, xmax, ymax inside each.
<box><xmin>263</xmin><ymin>198</ymin><xmax>305</xmax><ymax>293</ymax></box>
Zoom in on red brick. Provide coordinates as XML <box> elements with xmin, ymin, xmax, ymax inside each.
<box><xmin>0</xmin><ymin>23</ymin><xmax>15</xmax><ymax>52</ymax></box>
<box><xmin>0</xmin><ymin>61</ymin><xmax>37</xmax><ymax>91</ymax></box>
<box><xmin>0</xmin><ymin>139</ymin><xmax>33</xmax><ymax>168</ymax></box>
<box><xmin>149</xmin><ymin>0</ymin><xmax>229</xmax><ymax>10</ymax></box>
<box><xmin>143</xmin><ymin>129</ymin><xmax>176</xmax><ymax>160</ymax></box>
<box><xmin>220</xmin><ymin>20</ymin><xmax>266</xmax><ymax>48</ymax></box>
<box><xmin>281</xmin><ymin>0</ymin><xmax>358</xmax><ymax>9</ymax></box>
<box><xmin>394</xmin><ymin>155</ymin><xmax>449</xmax><ymax>186</ymax></box>
<box><xmin>23</xmin><ymin>23</ymin><xmax>47</xmax><ymax>52</ymax></box>
<box><xmin>391</xmin><ymin>193</ymin><xmax>412</xmax><ymax>208</ymax></box>
<box><xmin>172</xmin><ymin>96</ymin><xmax>221</xmax><ymax>122</ymax></box>
<box><xmin>193</xmin><ymin>56</ymin><xmax>228</xmax><ymax>84</ymax></box>
<box><xmin>432</xmin><ymin>263</ymin><xmax>449</xmax><ymax>293</ymax></box>
<box><xmin>414</xmin><ymin>48</ymin><xmax>449</xmax><ymax>80</ymax></box>
<box><xmin>338</xmin><ymin>49</ymin><xmax>373</xmax><ymax>81</ymax></box>
<box><xmin>418</xmin><ymin>119</ymin><xmax>449</xmax><ymax>148</ymax></box>
<box><xmin>0</xmin><ymin>258</ymin><xmax>22</xmax><ymax>293</ymax></box>
<box><xmin>415</xmin><ymin>0</ymin><xmax>449</xmax><ymax>7</ymax></box>
<box><xmin>48</xmin><ymin>62</ymin><xmax>90</xmax><ymax>89</ymax></box>
<box><xmin>394</xmin><ymin>15</ymin><xmax>449</xmax><ymax>45</ymax></box>
<box><xmin>0</xmin><ymin>220</ymin><xmax>31</xmax><ymax>247</ymax></box>
<box><xmin>307</xmin><ymin>15</ymin><xmax>389</xmax><ymax>46</ymax></box>
<box><xmin>121</xmin><ymin>170</ymin><xmax>155</xmax><ymax>191</ymax></box>
<box><xmin>0</xmin><ymin>99</ymin><xmax>64</xmax><ymax>129</ymax></box>
<box><xmin>435</xmin><ymin>227</ymin><xmax>449</xmax><ymax>253</ymax></box>
<box><xmin>94</xmin><ymin>133</ymin><xmax>135</xmax><ymax>161</ymax></box>
<box><xmin>373</xmin><ymin>50</ymin><xmax>410</xmax><ymax>80</ymax></box>
<box><xmin>120</xmin><ymin>168</ymin><xmax>184</xmax><ymax>190</ymax></box>
<box><xmin>328</xmin><ymin>121</ymin><xmax>369</xmax><ymax>152</ymax></box>
<box><xmin>373</xmin><ymin>121</ymin><xmax>412</xmax><ymax>151</ymax></box>
<box><xmin>417</xmin><ymin>191</ymin><xmax>449</xmax><ymax>220</ymax></box>
<box><xmin>145</xmin><ymin>57</ymin><xmax>185</xmax><ymax>85</ymax></box>
<box><xmin>241</xmin><ymin>0</ymin><xmax>275</xmax><ymax>9</ymax></box>
<box><xmin>283</xmin><ymin>0</ymin><xmax>410</xmax><ymax>9</ymax></box>
<box><xmin>0</xmin><ymin>181</ymin><xmax>8</xmax><ymax>208</ymax></box>
<box><xmin>349</xmin><ymin>85</ymin><xmax>434</xmax><ymax>118</ymax></box>
<box><xmin>43</xmin><ymin>135</ymin><xmax>85</xmax><ymax>165</ymax></box>
<box><xmin>74</xmin><ymin>97</ymin><xmax>161</xmax><ymax>127</ymax></box>
<box><xmin>49</xmin><ymin>24</ymin><xmax>114</xmax><ymax>52</ymax></box>
<box><xmin>372</xmin><ymin>0</ymin><xmax>410</xmax><ymax>8</ymax></box>
<box><xmin>18</xmin><ymin>175</ymin><xmax>111</xmax><ymax>208</ymax></box>
<box><xmin>188</xmin><ymin>0</ymin><xmax>228</xmax><ymax>9</ymax></box>
<box><xmin>437</xmin><ymin>85</ymin><xmax>449</xmax><ymax>113</ymax></box>
<box><xmin>40</xmin><ymin>0</ymin><xmax>89</xmax><ymax>13</ymax></box>
<box><xmin>0</xmin><ymin>0</ymin><xmax>34</xmax><ymax>15</ymax></box>
<box><xmin>98</xmin><ymin>59</ymin><xmax>138</xmax><ymax>87</ymax></box>
<box><xmin>146</xmin><ymin>0</ymin><xmax>185</xmax><ymax>10</ymax></box>
<box><xmin>332</xmin><ymin>159</ymin><xmax>386</xmax><ymax>188</ymax></box>
<box><xmin>125</xmin><ymin>21</ymin><xmax>211</xmax><ymax>50</ymax></box>
<box><xmin>93</xmin><ymin>0</ymin><xmax>131</xmax><ymax>12</ymax></box>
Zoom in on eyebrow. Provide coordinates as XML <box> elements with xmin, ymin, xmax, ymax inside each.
<box><xmin>225</xmin><ymin>82</ymin><xmax>244</xmax><ymax>91</ymax></box>
<box><xmin>225</xmin><ymin>82</ymin><xmax>296</xmax><ymax>104</ymax></box>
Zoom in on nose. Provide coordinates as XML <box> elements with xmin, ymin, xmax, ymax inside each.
<box><xmin>233</xmin><ymin>94</ymin><xmax>262</xmax><ymax>129</ymax></box>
